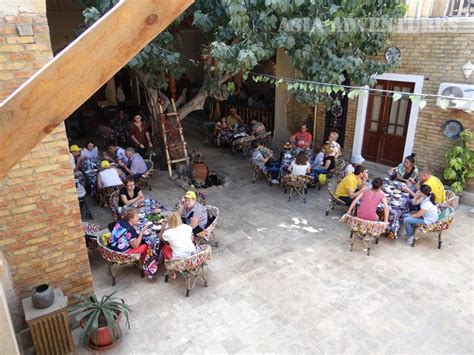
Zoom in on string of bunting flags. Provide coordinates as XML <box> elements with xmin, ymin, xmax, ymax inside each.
<box><xmin>245</xmin><ymin>71</ymin><xmax>473</xmax><ymax>111</ymax></box>
<box><xmin>150</xmin><ymin>45</ymin><xmax>472</xmax><ymax>111</ymax></box>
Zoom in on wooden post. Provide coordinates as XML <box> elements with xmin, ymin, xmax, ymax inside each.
<box><xmin>313</xmin><ymin>105</ymin><xmax>318</xmax><ymax>148</ymax></box>
<box><xmin>0</xmin><ymin>0</ymin><xmax>194</xmax><ymax>178</ymax></box>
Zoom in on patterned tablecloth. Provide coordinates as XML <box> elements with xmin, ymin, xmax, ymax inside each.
<box><xmin>118</xmin><ymin>199</ymin><xmax>168</xmax><ymax>278</ymax></box>
<box><xmin>378</xmin><ymin>179</ymin><xmax>413</xmax><ymax>239</ymax></box>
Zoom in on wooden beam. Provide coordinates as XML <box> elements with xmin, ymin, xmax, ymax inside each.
<box><xmin>0</xmin><ymin>0</ymin><xmax>194</xmax><ymax>178</ymax></box>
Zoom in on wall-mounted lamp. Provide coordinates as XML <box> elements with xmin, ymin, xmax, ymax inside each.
<box><xmin>462</xmin><ymin>60</ymin><xmax>473</xmax><ymax>80</ymax></box>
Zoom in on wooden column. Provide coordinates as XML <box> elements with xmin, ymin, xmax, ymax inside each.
<box><xmin>0</xmin><ymin>0</ymin><xmax>194</xmax><ymax>178</ymax></box>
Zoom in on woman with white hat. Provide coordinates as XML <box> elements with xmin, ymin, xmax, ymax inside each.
<box><xmin>344</xmin><ymin>154</ymin><xmax>365</xmax><ymax>177</ymax></box>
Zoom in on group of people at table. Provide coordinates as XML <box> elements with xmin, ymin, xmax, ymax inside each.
<box><xmin>106</xmin><ymin>190</ymin><xmax>209</xmax><ymax>279</ymax></box>
<box><xmin>338</xmin><ymin>155</ymin><xmax>445</xmax><ymax>245</ymax></box>
<box><xmin>213</xmin><ymin>107</ymin><xmax>268</xmax><ymax>147</ymax></box>
<box><xmin>251</xmin><ymin>123</ymin><xmax>447</xmax><ymax>245</ymax></box>
<box><xmin>69</xmin><ymin>137</ymin><xmax>150</xmax><ymax>200</ymax></box>
<box><xmin>251</xmin><ymin>123</ymin><xmax>342</xmax><ymax>184</ymax></box>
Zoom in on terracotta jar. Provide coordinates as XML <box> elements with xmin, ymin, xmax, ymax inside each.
<box><xmin>192</xmin><ymin>162</ymin><xmax>208</xmax><ymax>185</ymax></box>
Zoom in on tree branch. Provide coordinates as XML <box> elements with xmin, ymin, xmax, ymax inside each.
<box><xmin>177</xmin><ymin>73</ymin><xmax>234</xmax><ymax>121</ymax></box>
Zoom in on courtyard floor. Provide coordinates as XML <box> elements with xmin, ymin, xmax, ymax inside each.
<box><xmin>75</xmin><ymin>130</ymin><xmax>474</xmax><ymax>354</ymax></box>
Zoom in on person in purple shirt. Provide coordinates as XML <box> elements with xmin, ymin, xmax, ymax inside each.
<box><xmin>119</xmin><ymin>147</ymin><xmax>148</xmax><ymax>179</ymax></box>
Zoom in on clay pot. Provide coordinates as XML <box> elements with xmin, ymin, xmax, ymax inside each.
<box><xmin>31</xmin><ymin>284</ymin><xmax>55</xmax><ymax>309</ymax></box>
<box><xmin>81</xmin><ymin>314</ymin><xmax>122</xmax><ymax>350</ymax></box>
<box><xmin>88</xmin><ymin>321</ymin><xmax>122</xmax><ymax>350</ymax></box>
<box><xmin>192</xmin><ymin>162</ymin><xmax>209</xmax><ymax>184</ymax></box>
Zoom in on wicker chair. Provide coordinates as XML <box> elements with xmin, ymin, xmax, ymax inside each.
<box><xmin>82</xmin><ymin>222</ymin><xmax>102</xmax><ymax>251</ymax></box>
<box><xmin>341</xmin><ymin>214</ymin><xmax>388</xmax><ymax>256</ymax></box>
<box><xmin>250</xmin><ymin>162</ymin><xmax>272</xmax><ymax>186</ymax></box>
<box><xmin>411</xmin><ymin>207</ymin><xmax>454</xmax><ymax>249</ymax></box>
<box><xmin>108</xmin><ymin>190</ymin><xmax>121</xmax><ymax>221</ymax></box>
<box><xmin>164</xmin><ymin>245</ymin><xmax>211</xmax><ymax>297</ymax></box>
<box><xmin>194</xmin><ymin>205</ymin><xmax>220</xmax><ymax>247</ymax></box>
<box><xmin>136</xmin><ymin>159</ymin><xmax>154</xmax><ymax>191</ymax></box>
<box><xmin>96</xmin><ymin>235</ymin><xmax>143</xmax><ymax>286</ymax></box>
<box><xmin>325</xmin><ymin>178</ymin><xmax>348</xmax><ymax>216</ymax></box>
<box><xmin>99</xmin><ymin>184</ymin><xmax>123</xmax><ymax>207</ymax></box>
<box><xmin>333</xmin><ymin>159</ymin><xmax>347</xmax><ymax>183</ymax></box>
<box><xmin>232</xmin><ymin>135</ymin><xmax>255</xmax><ymax>159</ymax></box>
<box><xmin>282</xmin><ymin>175</ymin><xmax>312</xmax><ymax>203</ymax></box>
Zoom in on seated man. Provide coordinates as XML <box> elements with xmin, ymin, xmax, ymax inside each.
<box><xmin>119</xmin><ymin>147</ymin><xmax>148</xmax><ymax>179</ymax></box>
<box><xmin>250</xmin><ymin>118</ymin><xmax>266</xmax><ymax>138</ymax></box>
<box><xmin>290</xmin><ymin>124</ymin><xmax>312</xmax><ymax>150</ymax></box>
<box><xmin>335</xmin><ymin>165</ymin><xmax>367</xmax><ymax>206</ymax></box>
<box><xmin>177</xmin><ymin>191</ymin><xmax>208</xmax><ymax>235</ymax></box>
<box><xmin>96</xmin><ymin>160</ymin><xmax>123</xmax><ymax>190</ymax></box>
<box><xmin>403</xmin><ymin>167</ymin><xmax>445</xmax><ymax>207</ymax></box>
<box><xmin>226</xmin><ymin>107</ymin><xmax>244</xmax><ymax>127</ymax></box>
<box><xmin>104</xmin><ymin>140</ymin><xmax>129</xmax><ymax>165</ymax></box>
<box><xmin>251</xmin><ymin>140</ymin><xmax>280</xmax><ymax>184</ymax></box>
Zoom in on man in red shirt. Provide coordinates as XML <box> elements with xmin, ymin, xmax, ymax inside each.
<box><xmin>290</xmin><ymin>124</ymin><xmax>312</xmax><ymax>149</ymax></box>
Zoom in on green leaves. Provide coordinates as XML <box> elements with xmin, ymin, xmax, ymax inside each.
<box><xmin>348</xmin><ymin>89</ymin><xmax>360</xmax><ymax>99</ymax></box>
<box><xmin>444</xmin><ymin>129</ymin><xmax>473</xmax><ymax>195</ymax></box>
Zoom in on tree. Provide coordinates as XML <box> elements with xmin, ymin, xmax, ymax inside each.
<box><xmin>81</xmin><ymin>0</ymin><xmax>407</xmax><ymax>131</ymax></box>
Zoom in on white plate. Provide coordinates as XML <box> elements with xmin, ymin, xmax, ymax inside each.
<box><xmin>151</xmin><ymin>225</ymin><xmax>162</xmax><ymax>231</ymax></box>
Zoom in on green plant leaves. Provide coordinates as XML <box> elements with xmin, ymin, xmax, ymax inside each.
<box><xmin>443</xmin><ymin>129</ymin><xmax>473</xmax><ymax>194</ymax></box>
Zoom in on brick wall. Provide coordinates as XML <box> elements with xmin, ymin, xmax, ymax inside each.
<box><xmin>0</xmin><ymin>0</ymin><xmax>93</xmax><ymax>329</ymax></box>
<box><xmin>337</xmin><ymin>28</ymin><xmax>474</xmax><ymax>176</ymax></box>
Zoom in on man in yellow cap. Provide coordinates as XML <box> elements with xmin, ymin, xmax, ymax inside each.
<box><xmin>177</xmin><ymin>191</ymin><xmax>208</xmax><ymax>234</ymax></box>
<box><xmin>69</xmin><ymin>144</ymin><xmax>84</xmax><ymax>174</ymax></box>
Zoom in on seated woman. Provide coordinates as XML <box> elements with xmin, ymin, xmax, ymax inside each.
<box><xmin>214</xmin><ymin>117</ymin><xmax>233</xmax><ymax>146</ymax></box>
<box><xmin>250</xmin><ymin>140</ymin><xmax>280</xmax><ymax>184</ymax></box>
<box><xmin>81</xmin><ymin>141</ymin><xmax>100</xmax><ymax>161</ymax></box>
<box><xmin>312</xmin><ymin>143</ymin><xmax>335</xmax><ymax>178</ymax></box>
<box><xmin>107</xmin><ymin>208</ymin><xmax>149</xmax><ymax>259</ymax></box>
<box><xmin>119</xmin><ymin>176</ymin><xmax>145</xmax><ymax>207</ymax></box>
<box><xmin>327</xmin><ymin>131</ymin><xmax>342</xmax><ymax>157</ymax></box>
<box><xmin>97</xmin><ymin>160</ymin><xmax>123</xmax><ymax>190</ymax></box>
<box><xmin>347</xmin><ymin>177</ymin><xmax>389</xmax><ymax>222</ymax></box>
<box><xmin>159</xmin><ymin>212</ymin><xmax>197</xmax><ymax>262</ymax></box>
<box><xmin>312</xmin><ymin>145</ymin><xmax>325</xmax><ymax>169</ymax></box>
<box><xmin>390</xmin><ymin>153</ymin><xmax>418</xmax><ymax>185</ymax></box>
<box><xmin>403</xmin><ymin>184</ymin><xmax>438</xmax><ymax>246</ymax></box>
<box><xmin>177</xmin><ymin>191</ymin><xmax>208</xmax><ymax>235</ymax></box>
<box><xmin>288</xmin><ymin>151</ymin><xmax>311</xmax><ymax>177</ymax></box>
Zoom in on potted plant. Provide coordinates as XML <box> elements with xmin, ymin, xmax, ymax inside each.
<box><xmin>444</xmin><ymin>129</ymin><xmax>474</xmax><ymax>196</ymax></box>
<box><xmin>73</xmin><ymin>292</ymin><xmax>131</xmax><ymax>350</ymax></box>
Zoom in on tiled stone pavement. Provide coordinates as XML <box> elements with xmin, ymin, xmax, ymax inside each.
<box><xmin>76</xmin><ymin>133</ymin><xmax>474</xmax><ymax>354</ymax></box>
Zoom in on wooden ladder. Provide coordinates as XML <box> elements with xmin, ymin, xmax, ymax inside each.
<box><xmin>159</xmin><ymin>99</ymin><xmax>189</xmax><ymax>178</ymax></box>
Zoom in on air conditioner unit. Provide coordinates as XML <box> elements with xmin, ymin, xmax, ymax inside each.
<box><xmin>436</xmin><ymin>83</ymin><xmax>474</xmax><ymax>112</ymax></box>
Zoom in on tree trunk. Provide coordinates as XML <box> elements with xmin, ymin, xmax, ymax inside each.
<box><xmin>136</xmin><ymin>71</ymin><xmax>233</xmax><ymax>126</ymax></box>
<box><xmin>177</xmin><ymin>89</ymin><xmax>208</xmax><ymax>121</ymax></box>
